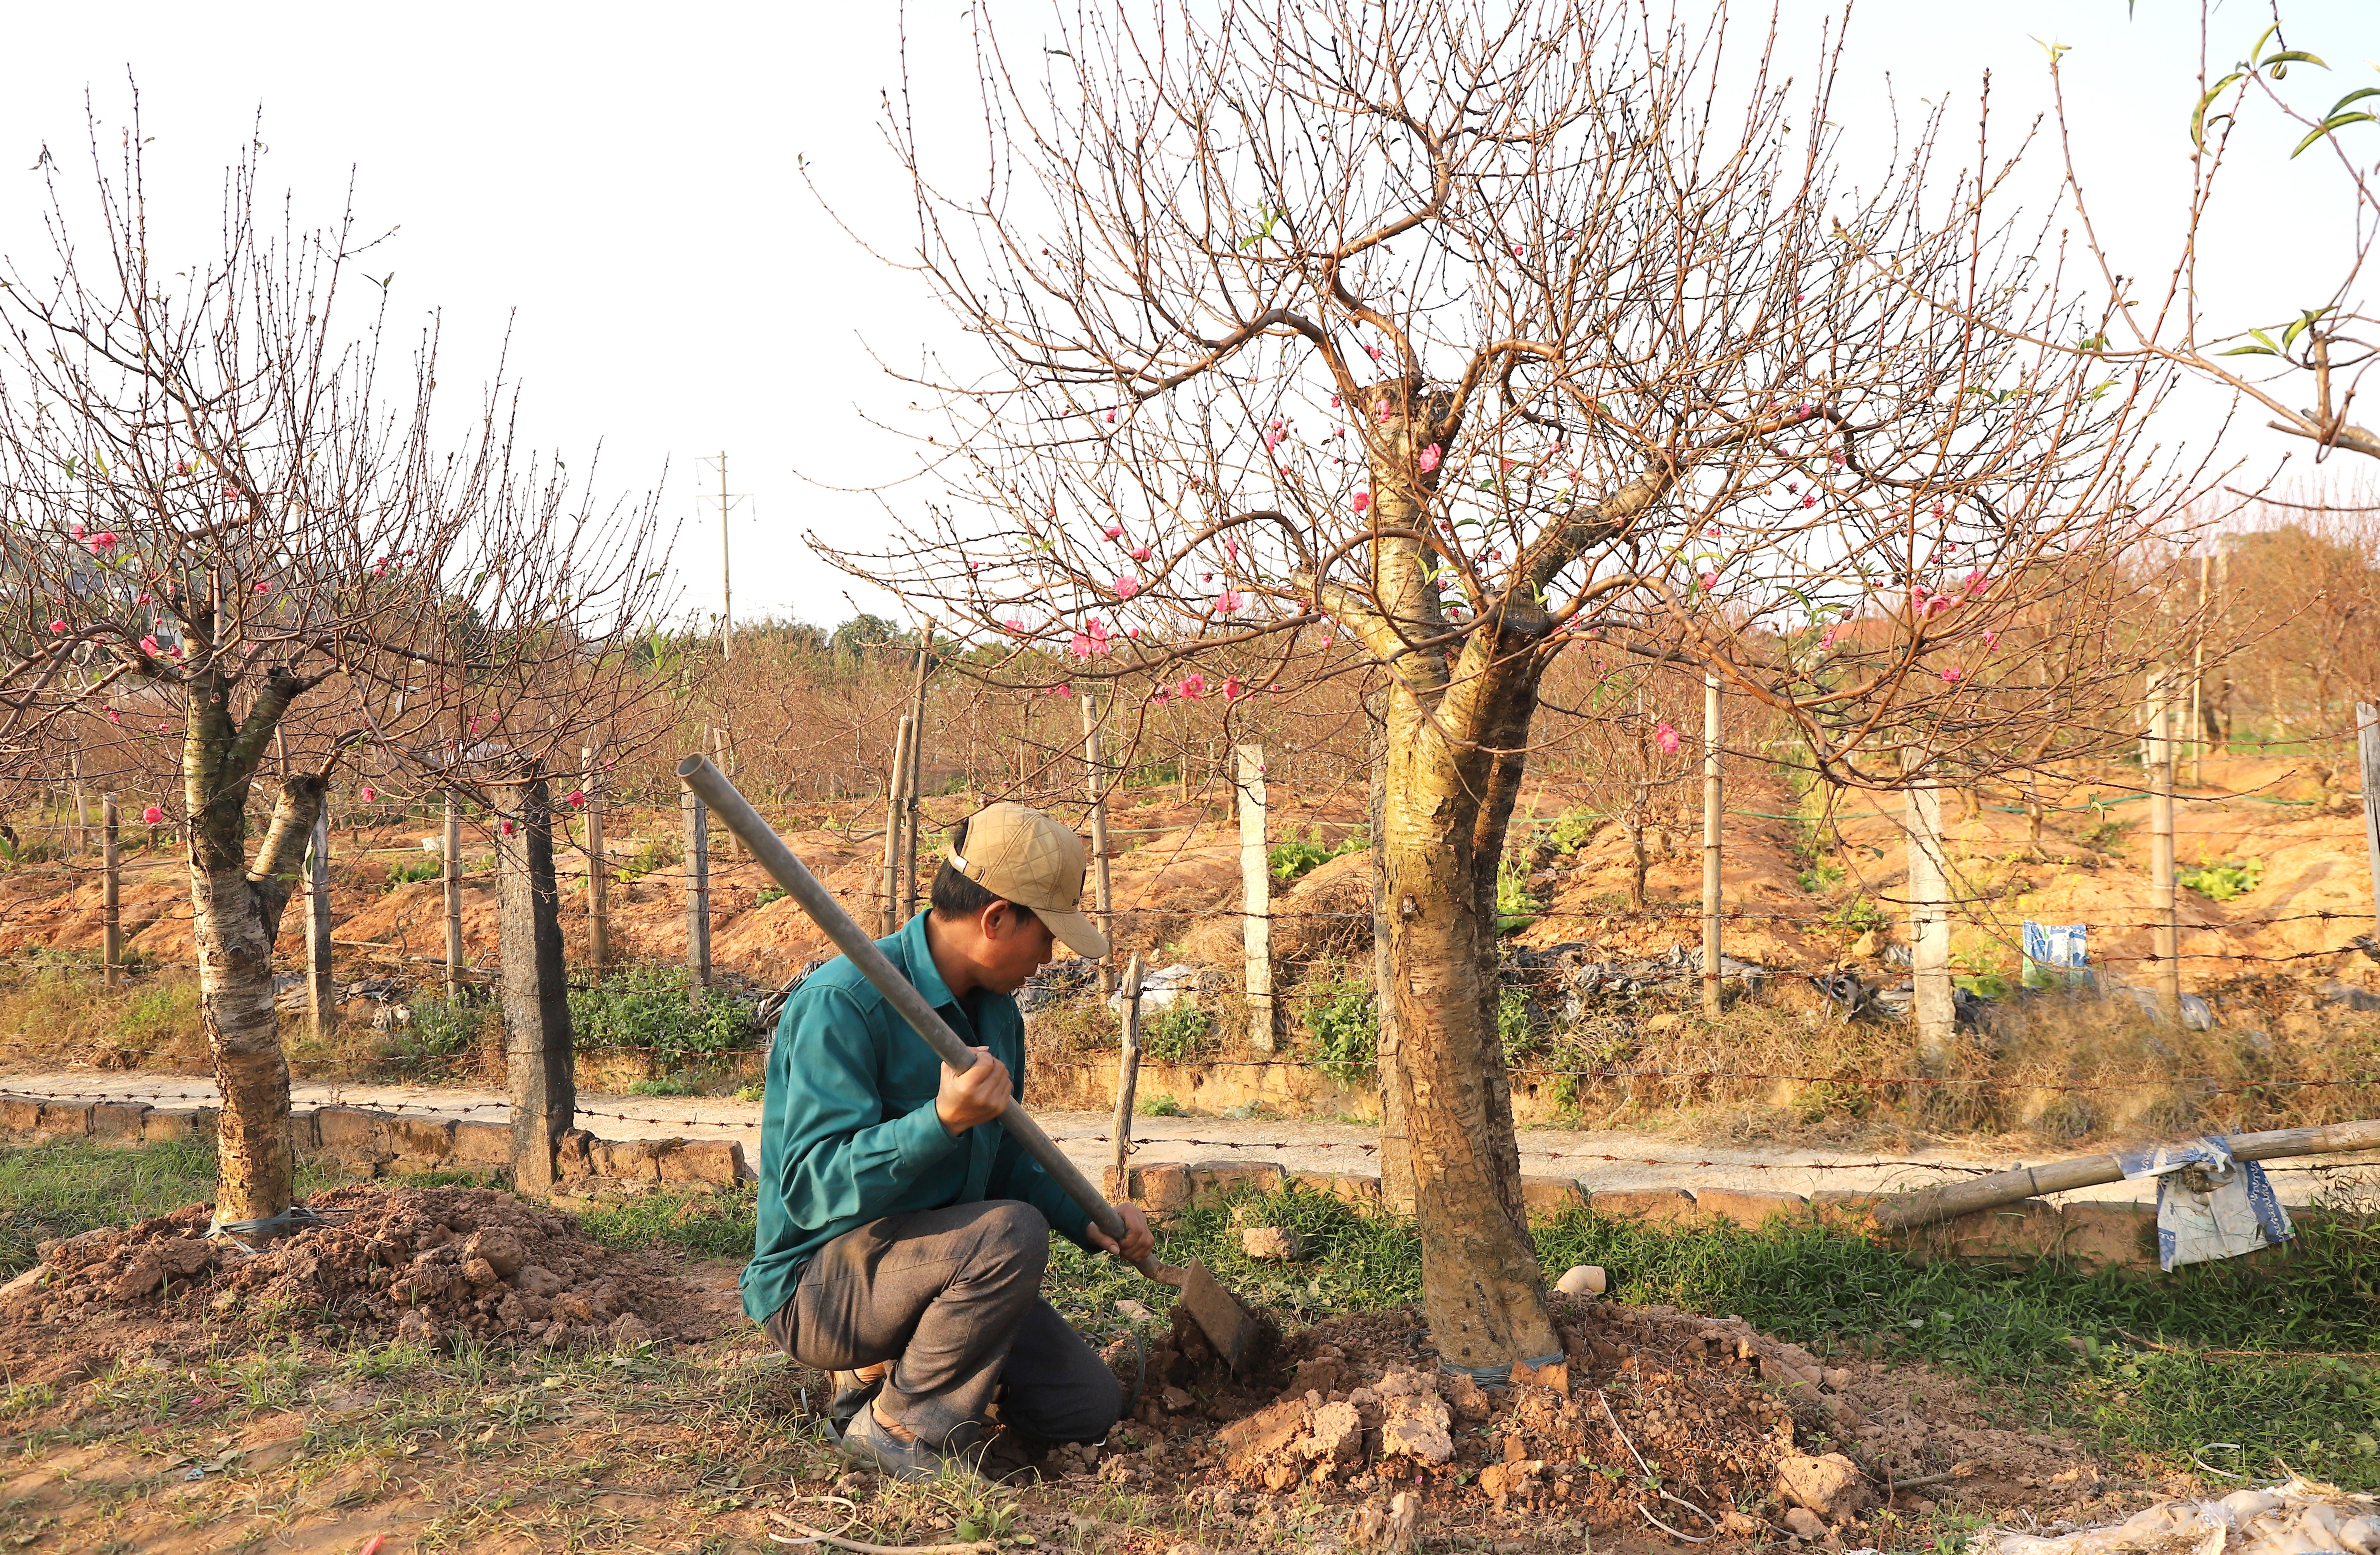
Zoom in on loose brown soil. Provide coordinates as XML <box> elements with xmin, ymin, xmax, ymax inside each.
<box><xmin>0</xmin><ymin>1185</ymin><xmax>739</xmax><ymax>1382</ymax></box>
<box><xmin>1065</xmin><ymin>1291</ymin><xmax>2125</xmax><ymax>1546</ymax></box>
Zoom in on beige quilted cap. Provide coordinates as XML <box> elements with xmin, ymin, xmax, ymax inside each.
<box><xmin>952</xmin><ymin>802</ymin><xmax>1111</xmax><ymax>959</ymax></box>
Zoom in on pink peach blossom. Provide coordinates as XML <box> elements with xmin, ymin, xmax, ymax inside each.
<box><xmin>90</xmin><ymin>532</ymin><xmax>116</xmax><ymax>551</ymax></box>
<box><xmin>1215</xmin><ymin>590</ymin><xmax>1244</xmax><ymax>614</ymax></box>
<box><xmin>1941</xmin><ymin>666</ymin><xmax>1965</xmax><ymax>684</ymax></box>
<box><xmin>1982</xmin><ymin>629</ymin><xmax>1999</xmax><ymax>649</ymax></box>
<box><xmin>1418</xmin><ymin>444</ymin><xmax>1441</xmax><ymax>473</ymax></box>
<box><xmin>1114</xmin><ymin>575</ymin><xmax>1142</xmax><ymax>599</ymax></box>
<box><xmin>68</xmin><ymin>522</ymin><xmax>83</xmax><ymax>541</ymax></box>
<box><xmin>359</xmin><ymin>786</ymin><xmax>377</xmax><ymax>803</ymax></box>
<box><xmin>1102</xmin><ymin>525</ymin><xmax>1124</xmax><ymax>540</ymax></box>
<box><xmin>1129</xmin><ymin>546</ymin><xmax>1152</xmax><ymax>562</ymax></box>
<box><xmin>1699</xmin><ymin>571</ymin><xmax>1717</xmax><ymax>590</ymax></box>
<box><xmin>48</xmin><ymin>620</ymin><xmax>65</xmax><ymax>634</ymax></box>
<box><xmin>142</xmin><ymin>805</ymin><xmax>164</xmax><ymax>825</ymax></box>
<box><xmin>1223</xmin><ymin>677</ymin><xmax>1246</xmax><ymax>701</ymax></box>
<box><xmin>568</xmin><ymin>790</ymin><xmax>586</xmax><ymax>807</ymax></box>
<box><xmin>1655</xmin><ymin>724</ymin><xmax>1681</xmax><ymax>755</ymax></box>
<box><xmin>1351</xmin><ymin>491</ymin><xmax>1372</xmax><ymax>514</ymax></box>
<box><xmin>1178</xmin><ymin>674</ymin><xmax>1207</xmax><ymax>700</ymax></box>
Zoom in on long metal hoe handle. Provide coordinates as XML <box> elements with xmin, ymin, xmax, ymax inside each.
<box><xmin>675</xmin><ymin>756</ymin><xmax>1139</xmax><ymax>1255</ymax></box>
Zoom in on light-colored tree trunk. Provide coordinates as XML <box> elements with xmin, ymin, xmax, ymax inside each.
<box><xmin>1341</xmin><ymin>380</ymin><xmax>1562</xmax><ymax>1374</ymax></box>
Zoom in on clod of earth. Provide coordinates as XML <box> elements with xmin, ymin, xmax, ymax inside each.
<box><xmin>1238</xmin><ymin>1225</ymin><xmax>1306</xmax><ymax>1262</ymax></box>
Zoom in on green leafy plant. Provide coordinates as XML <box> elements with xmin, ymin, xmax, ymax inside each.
<box><xmin>389</xmin><ymin>995</ymin><xmax>488</xmax><ymax>1077</ymax></box>
<box><xmin>2178</xmin><ymin>855</ymin><xmax>2264</xmax><ymax>901</ymax></box>
<box><xmin>1268</xmin><ymin>826</ymin><xmax>1363</xmax><ymax>885</ymax></box>
<box><xmin>1139</xmin><ymin>1094</ymin><xmax>1184</xmax><ymax>1117</ymax></box>
<box><xmin>613</xmin><ymin>835</ymin><xmax>680</xmax><ymax>884</ymax></box>
<box><xmin>1546</xmin><ymin>806</ymin><xmax>1602</xmax><ymax>854</ymax></box>
<box><xmin>384</xmin><ymin>855</ymin><xmax>442</xmax><ymax>889</ymax></box>
<box><xmin>1141</xmin><ymin>999</ymin><xmax>1216</xmax><ymax>1062</ymax></box>
<box><xmin>754</xmin><ymin>885</ymin><xmax>787</xmax><ymax>908</ymax></box>
<box><xmin>567</xmin><ymin>964</ymin><xmax>757</xmax><ymax>1068</ymax></box>
<box><xmin>1496</xmin><ymin>858</ymin><xmax>1543</xmax><ymax>933</ymax></box>
<box><xmin>1497</xmin><ymin>985</ymin><xmax>1544</xmax><ymax>1059</ymax></box>
<box><xmin>1303</xmin><ymin>980</ymin><xmax>1378</xmax><ymax>1083</ymax></box>
<box><xmin>1826</xmin><ymin>894</ymin><xmax>1889</xmax><ymax>935</ymax></box>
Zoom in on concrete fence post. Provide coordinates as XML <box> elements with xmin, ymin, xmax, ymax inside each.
<box><xmin>1903</xmin><ymin>745</ymin><xmax>1954</xmax><ymax>1063</ymax></box>
<box><xmin>1238</xmin><ymin>743</ymin><xmax>1274</xmax><ymax>1054</ymax></box>
<box><xmin>1701</xmin><ymin>672</ymin><xmax>1723</xmax><ymax>1018</ymax></box>
<box><xmin>496</xmin><ymin>774</ymin><xmax>575</xmax><ymax>1193</ymax></box>
<box><xmin>683</xmin><ymin>786</ymin><xmax>711</xmax><ymax>1001</ymax></box>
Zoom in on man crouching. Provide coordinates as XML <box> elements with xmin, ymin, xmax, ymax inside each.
<box><xmin>740</xmin><ymin>802</ymin><xmax>1155</xmax><ymax>1480</ymax></box>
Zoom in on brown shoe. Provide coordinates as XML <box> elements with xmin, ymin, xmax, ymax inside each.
<box><xmin>829</xmin><ymin>1363</ymin><xmax>888</xmax><ymax>1432</ymax></box>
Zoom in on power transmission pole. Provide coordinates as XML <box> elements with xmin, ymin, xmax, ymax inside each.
<box><xmin>697</xmin><ymin>452</ymin><xmax>748</xmax><ymax>660</ymax></box>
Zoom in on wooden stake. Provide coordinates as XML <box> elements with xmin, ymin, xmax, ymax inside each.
<box><xmin>306</xmin><ymin>807</ymin><xmax>336</xmax><ymax>1039</ymax></box>
<box><xmin>2149</xmin><ymin>671</ymin><xmax>2179</xmax><ymax>1017</ymax></box>
<box><xmin>101</xmin><ymin>793</ymin><xmax>120</xmax><ymax>992</ymax></box>
<box><xmin>684</xmin><ymin>786</ymin><xmax>712</xmax><ymax>1000</ymax></box>
<box><xmin>1081</xmin><ymin>691</ymin><xmax>1116</xmax><ymax>996</ymax></box>
<box><xmin>1237</xmin><ymin>743</ymin><xmax>1274</xmax><ymax>1054</ymax></box>
<box><xmin>443</xmin><ymin>793</ymin><xmax>465</xmax><ymax>1003</ymax></box>
<box><xmin>882</xmin><ymin>714</ymin><xmax>913</xmax><ymax>936</ymax></box>
<box><xmin>1903</xmin><ymin>745</ymin><xmax>1954</xmax><ymax>1063</ymax></box>
<box><xmin>69</xmin><ymin>749</ymin><xmax>85</xmax><ymax>854</ymax></box>
<box><xmin>582</xmin><ymin>745</ymin><xmax>611</xmax><ymax>973</ymax></box>
<box><xmin>2191</xmin><ymin>553</ymin><xmax>2211</xmax><ymax>786</ymax></box>
<box><xmin>1701</xmin><ymin>673</ymin><xmax>1723</xmax><ymax>1018</ymax></box>
<box><xmin>1110</xmin><ymin>950</ymin><xmax>1145</xmax><ymax>1185</ymax></box>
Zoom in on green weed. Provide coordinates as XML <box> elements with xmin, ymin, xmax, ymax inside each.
<box><xmin>1301</xmin><ymin>980</ymin><xmax>1377</xmax><ymax>1083</ymax></box>
<box><xmin>574</xmin><ymin>1185</ymin><xmax>758</xmax><ymax>1261</ymax></box>
<box><xmin>1268</xmin><ymin>826</ymin><xmax>1362</xmax><ymax>885</ymax></box>
<box><xmin>1141</xmin><ymin>1000</ymin><xmax>1216</xmax><ymax>1063</ymax></box>
<box><xmin>2178</xmin><ymin>855</ymin><xmax>2265</xmax><ymax>901</ymax></box>
<box><xmin>568</xmin><ymin>964</ymin><xmax>757</xmax><ymax>1069</ymax></box>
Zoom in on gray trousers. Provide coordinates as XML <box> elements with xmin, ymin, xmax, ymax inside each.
<box><xmin>764</xmin><ymin>1199</ymin><xmax>1121</xmax><ymax>1451</ymax></box>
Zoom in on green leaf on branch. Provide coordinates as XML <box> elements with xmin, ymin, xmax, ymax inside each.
<box><xmin>2191</xmin><ymin>72</ymin><xmax>2245</xmax><ymax>149</ymax></box>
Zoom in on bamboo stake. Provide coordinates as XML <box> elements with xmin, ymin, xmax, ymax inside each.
<box><xmin>306</xmin><ymin>807</ymin><xmax>336</xmax><ymax>1038</ymax></box>
<box><xmin>1081</xmin><ymin>691</ymin><xmax>1116</xmax><ymax>996</ymax></box>
<box><xmin>582</xmin><ymin>745</ymin><xmax>611</xmax><ymax>973</ymax></box>
<box><xmin>101</xmin><ymin>794</ymin><xmax>120</xmax><ymax>991</ymax></box>
<box><xmin>902</xmin><ymin>632</ymin><xmax>931</xmax><ymax>921</ymax></box>
<box><xmin>882</xmin><ymin>714</ymin><xmax>913</xmax><ymax>936</ymax></box>
<box><xmin>443</xmin><ymin>794</ymin><xmax>465</xmax><ymax>1002</ymax></box>
<box><xmin>1110</xmin><ymin>951</ymin><xmax>1145</xmax><ymax>1189</ymax></box>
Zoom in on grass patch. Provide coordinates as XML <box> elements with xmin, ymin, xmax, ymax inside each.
<box><xmin>0</xmin><ymin>1137</ymin><xmax>360</xmax><ymax>1275</ymax></box>
<box><xmin>574</xmin><ymin>1183</ymin><xmax>759</xmax><ymax>1261</ymax></box>
<box><xmin>1043</xmin><ymin>1179</ymin><xmax>2380</xmax><ymax>1486</ymax></box>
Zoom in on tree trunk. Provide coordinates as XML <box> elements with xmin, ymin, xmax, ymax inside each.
<box><xmin>196</xmin><ymin>754</ymin><xmax>326</xmax><ymax>1228</ymax></box>
<box><xmin>1379</xmin><ymin>687</ymin><xmax>1561</xmax><ymax>1374</ymax></box>
<box><xmin>1334</xmin><ymin>377</ymin><xmax>1558</xmax><ymax>1374</ymax></box>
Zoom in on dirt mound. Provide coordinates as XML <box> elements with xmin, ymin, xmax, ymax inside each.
<box><xmin>1</xmin><ymin>1185</ymin><xmax>726</xmax><ymax>1357</ymax></box>
<box><xmin>1083</xmin><ymin>1295</ymin><xmax>2106</xmax><ymax>1540</ymax></box>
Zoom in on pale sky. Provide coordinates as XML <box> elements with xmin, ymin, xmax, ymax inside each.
<box><xmin>2</xmin><ymin>1</ymin><xmax>2371</xmax><ymax>632</ymax></box>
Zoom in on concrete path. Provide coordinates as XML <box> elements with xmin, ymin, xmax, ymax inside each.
<box><xmin>5</xmin><ymin>1070</ymin><xmax>2367</xmax><ymax>1208</ymax></box>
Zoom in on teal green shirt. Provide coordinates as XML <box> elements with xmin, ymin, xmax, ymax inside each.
<box><xmin>739</xmin><ymin>912</ymin><xmax>1095</xmax><ymax>1325</ymax></box>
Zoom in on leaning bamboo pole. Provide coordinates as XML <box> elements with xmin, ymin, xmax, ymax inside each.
<box><xmin>1871</xmin><ymin>1119</ymin><xmax>2380</xmax><ymax>1232</ymax></box>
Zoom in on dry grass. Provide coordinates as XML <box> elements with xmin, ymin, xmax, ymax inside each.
<box><xmin>1516</xmin><ymin>976</ymin><xmax>2380</xmax><ymax>1151</ymax></box>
